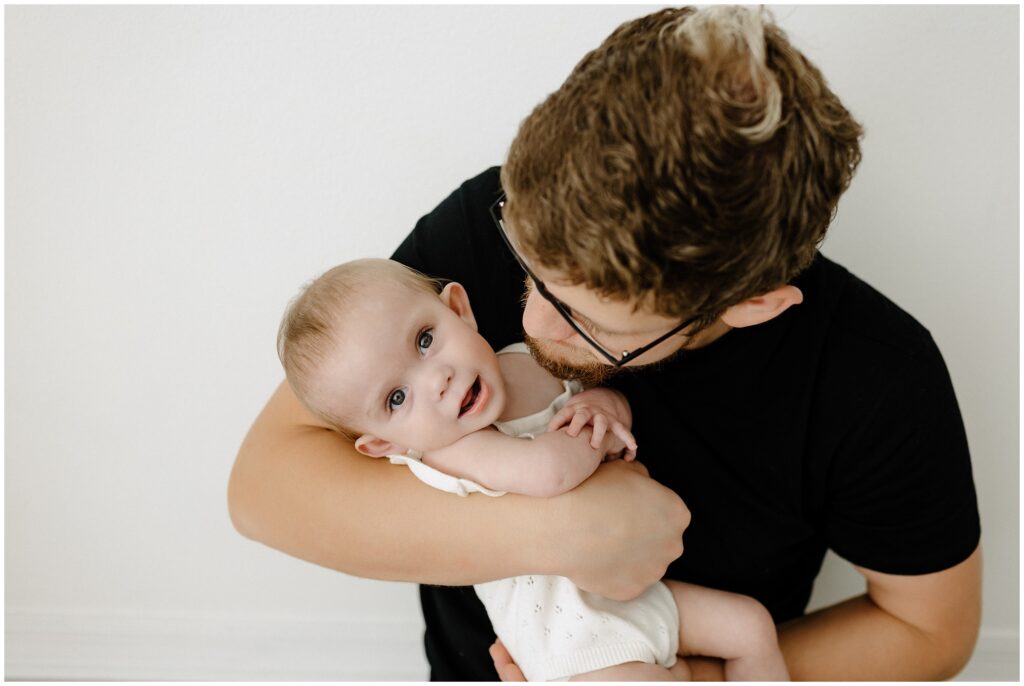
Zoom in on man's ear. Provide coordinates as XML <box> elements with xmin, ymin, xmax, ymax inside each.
<box><xmin>720</xmin><ymin>285</ymin><xmax>803</xmax><ymax>329</ymax></box>
<box><xmin>440</xmin><ymin>282</ymin><xmax>478</xmax><ymax>331</ymax></box>
<box><xmin>354</xmin><ymin>434</ymin><xmax>404</xmax><ymax>458</ymax></box>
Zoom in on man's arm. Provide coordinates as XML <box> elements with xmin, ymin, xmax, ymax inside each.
<box><xmin>228</xmin><ymin>381</ymin><xmax>552</xmax><ymax>583</ymax></box>
<box><xmin>640</xmin><ymin>547</ymin><xmax>983</xmax><ymax>682</ymax></box>
<box><xmin>228</xmin><ymin>380</ymin><xmax>689</xmax><ymax>595</ymax></box>
<box><xmin>775</xmin><ymin>545</ymin><xmax>982</xmax><ymax>681</ymax></box>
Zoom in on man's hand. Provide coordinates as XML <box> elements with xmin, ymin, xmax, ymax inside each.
<box><xmin>489</xmin><ymin>638</ymin><xmax>725</xmax><ymax>681</ymax></box>
<box><xmin>489</xmin><ymin>639</ymin><xmax>526</xmax><ymax>681</ymax></box>
<box><xmin>552</xmin><ymin>459</ymin><xmax>688</xmax><ymax>600</ymax></box>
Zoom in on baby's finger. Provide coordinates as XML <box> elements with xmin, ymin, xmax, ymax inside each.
<box><xmin>547</xmin><ymin>406</ymin><xmax>575</xmax><ymax>433</ymax></box>
<box><xmin>590</xmin><ymin>414</ymin><xmax>608</xmax><ymax>449</ymax></box>
<box><xmin>612</xmin><ymin>422</ymin><xmax>639</xmax><ymax>451</ymax></box>
<box><xmin>568</xmin><ymin>409</ymin><xmax>591</xmax><ymax>437</ymax></box>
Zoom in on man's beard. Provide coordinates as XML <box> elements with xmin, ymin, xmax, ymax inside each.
<box><xmin>523</xmin><ymin>331</ymin><xmax>695</xmax><ymax>386</ymax></box>
<box><xmin>523</xmin><ymin>333</ymin><xmax>620</xmax><ymax>386</ymax></box>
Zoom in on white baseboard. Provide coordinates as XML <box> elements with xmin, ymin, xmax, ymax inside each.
<box><xmin>953</xmin><ymin>629</ymin><xmax>1019</xmax><ymax>682</ymax></box>
<box><xmin>5</xmin><ymin>608</ymin><xmax>430</xmax><ymax>681</ymax></box>
<box><xmin>5</xmin><ymin>608</ymin><xmax>1018</xmax><ymax>681</ymax></box>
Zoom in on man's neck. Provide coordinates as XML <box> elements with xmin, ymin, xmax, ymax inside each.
<box><xmin>685</xmin><ymin>318</ymin><xmax>733</xmax><ymax>350</ymax></box>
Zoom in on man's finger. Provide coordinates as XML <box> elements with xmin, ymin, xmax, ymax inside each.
<box><xmin>497</xmin><ymin>663</ymin><xmax>527</xmax><ymax>682</ymax></box>
<box><xmin>489</xmin><ymin>639</ymin><xmax>526</xmax><ymax>682</ymax></box>
<box><xmin>489</xmin><ymin>639</ymin><xmax>511</xmax><ymax>663</ymax></box>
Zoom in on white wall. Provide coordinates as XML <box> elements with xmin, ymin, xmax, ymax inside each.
<box><xmin>6</xmin><ymin>5</ymin><xmax>1017</xmax><ymax>681</ymax></box>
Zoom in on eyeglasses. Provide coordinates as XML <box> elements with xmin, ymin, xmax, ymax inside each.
<box><xmin>489</xmin><ymin>193</ymin><xmax>698</xmax><ymax>367</ymax></box>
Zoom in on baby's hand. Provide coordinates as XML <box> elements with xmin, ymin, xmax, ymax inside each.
<box><xmin>548</xmin><ymin>400</ymin><xmax>637</xmax><ymax>461</ymax></box>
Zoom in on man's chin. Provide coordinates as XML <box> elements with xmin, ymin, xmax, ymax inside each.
<box><xmin>523</xmin><ymin>334</ymin><xmax>618</xmax><ymax>386</ymax></box>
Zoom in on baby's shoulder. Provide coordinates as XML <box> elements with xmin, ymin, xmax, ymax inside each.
<box><xmin>496</xmin><ymin>348</ymin><xmax>566</xmax><ymax>421</ymax></box>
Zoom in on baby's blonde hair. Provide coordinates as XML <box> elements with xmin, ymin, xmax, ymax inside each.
<box><xmin>277</xmin><ymin>258</ymin><xmax>441</xmax><ymax>437</ymax></box>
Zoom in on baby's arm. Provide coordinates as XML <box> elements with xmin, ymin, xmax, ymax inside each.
<box><xmin>422</xmin><ymin>426</ymin><xmax>609</xmax><ymax>498</ymax></box>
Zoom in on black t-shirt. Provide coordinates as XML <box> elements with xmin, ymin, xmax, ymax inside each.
<box><xmin>391</xmin><ymin>166</ymin><xmax>981</xmax><ymax>681</ymax></box>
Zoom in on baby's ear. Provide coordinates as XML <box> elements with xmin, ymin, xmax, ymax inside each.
<box><xmin>440</xmin><ymin>282</ymin><xmax>478</xmax><ymax>331</ymax></box>
<box><xmin>354</xmin><ymin>435</ymin><xmax>402</xmax><ymax>458</ymax></box>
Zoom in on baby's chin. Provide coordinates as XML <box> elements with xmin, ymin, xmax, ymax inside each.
<box><xmin>523</xmin><ymin>334</ymin><xmax>618</xmax><ymax>386</ymax></box>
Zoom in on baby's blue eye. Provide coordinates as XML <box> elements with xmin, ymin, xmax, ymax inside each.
<box><xmin>388</xmin><ymin>388</ymin><xmax>407</xmax><ymax>411</ymax></box>
<box><xmin>417</xmin><ymin>329</ymin><xmax>434</xmax><ymax>353</ymax></box>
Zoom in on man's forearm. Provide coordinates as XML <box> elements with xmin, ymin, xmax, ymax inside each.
<box><xmin>778</xmin><ymin>593</ymin><xmax>974</xmax><ymax>680</ymax></box>
<box><xmin>228</xmin><ymin>381</ymin><xmax>562</xmax><ymax>585</ymax></box>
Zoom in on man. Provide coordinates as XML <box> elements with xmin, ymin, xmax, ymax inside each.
<box><xmin>229</xmin><ymin>6</ymin><xmax>981</xmax><ymax>680</ymax></box>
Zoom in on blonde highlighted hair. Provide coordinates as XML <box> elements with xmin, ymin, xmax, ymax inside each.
<box><xmin>502</xmin><ymin>5</ymin><xmax>863</xmax><ymax>331</ymax></box>
<box><xmin>277</xmin><ymin>258</ymin><xmax>441</xmax><ymax>437</ymax></box>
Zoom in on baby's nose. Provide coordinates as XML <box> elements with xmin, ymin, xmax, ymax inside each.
<box><xmin>433</xmin><ymin>365</ymin><xmax>454</xmax><ymax>398</ymax></box>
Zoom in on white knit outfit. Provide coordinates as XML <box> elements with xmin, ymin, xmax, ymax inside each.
<box><xmin>384</xmin><ymin>344</ymin><xmax>679</xmax><ymax>681</ymax></box>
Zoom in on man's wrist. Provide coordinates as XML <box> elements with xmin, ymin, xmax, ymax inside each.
<box><xmin>509</xmin><ymin>490</ymin><xmax>572</xmax><ymax>577</ymax></box>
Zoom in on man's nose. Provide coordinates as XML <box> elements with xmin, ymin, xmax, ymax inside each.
<box><xmin>522</xmin><ymin>287</ymin><xmax>575</xmax><ymax>342</ymax></box>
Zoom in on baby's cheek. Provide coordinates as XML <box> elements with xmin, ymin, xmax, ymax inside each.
<box><xmin>423</xmin><ymin>421</ymin><xmax>467</xmax><ymax>452</ymax></box>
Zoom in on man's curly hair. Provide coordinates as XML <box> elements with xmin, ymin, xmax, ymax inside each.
<box><xmin>502</xmin><ymin>6</ymin><xmax>863</xmax><ymax>331</ymax></box>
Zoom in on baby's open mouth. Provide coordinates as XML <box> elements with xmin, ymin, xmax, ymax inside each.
<box><xmin>459</xmin><ymin>376</ymin><xmax>482</xmax><ymax>417</ymax></box>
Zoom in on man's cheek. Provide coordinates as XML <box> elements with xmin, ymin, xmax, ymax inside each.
<box><xmin>524</xmin><ymin>335</ymin><xmax>616</xmax><ymax>386</ymax></box>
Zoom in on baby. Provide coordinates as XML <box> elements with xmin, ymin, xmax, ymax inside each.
<box><xmin>278</xmin><ymin>258</ymin><xmax>789</xmax><ymax>682</ymax></box>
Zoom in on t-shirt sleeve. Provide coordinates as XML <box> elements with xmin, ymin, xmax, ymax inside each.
<box><xmin>823</xmin><ymin>335</ymin><xmax>981</xmax><ymax>575</ymax></box>
<box><xmin>389</xmin><ymin>167</ymin><xmax>524</xmax><ymax>349</ymax></box>
<box><xmin>390</xmin><ymin>166</ymin><xmax>502</xmax><ymax>289</ymax></box>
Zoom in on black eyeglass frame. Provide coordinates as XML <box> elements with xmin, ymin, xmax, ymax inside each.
<box><xmin>489</xmin><ymin>193</ymin><xmax>698</xmax><ymax>367</ymax></box>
